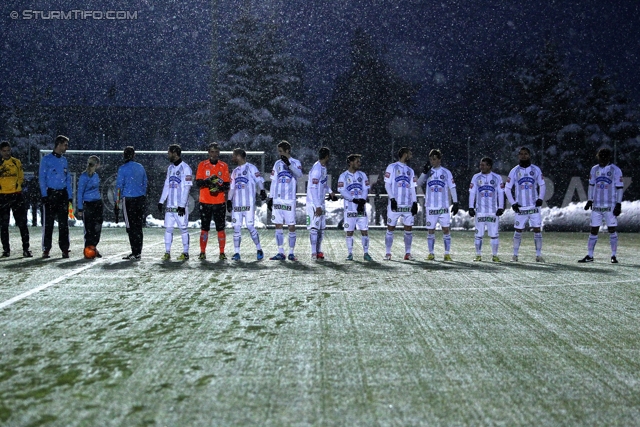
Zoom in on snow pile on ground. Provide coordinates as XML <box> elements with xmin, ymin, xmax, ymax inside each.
<box><xmin>14</xmin><ymin>200</ymin><xmax>640</xmax><ymax>232</ymax></box>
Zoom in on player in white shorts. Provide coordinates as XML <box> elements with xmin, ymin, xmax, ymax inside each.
<box><xmin>226</xmin><ymin>148</ymin><xmax>267</xmax><ymax>261</ymax></box>
<box><xmin>338</xmin><ymin>154</ymin><xmax>372</xmax><ymax>261</ymax></box>
<box><xmin>468</xmin><ymin>157</ymin><xmax>504</xmax><ymax>262</ymax></box>
<box><xmin>416</xmin><ymin>149</ymin><xmax>459</xmax><ymax>261</ymax></box>
<box><xmin>505</xmin><ymin>147</ymin><xmax>546</xmax><ymax>262</ymax></box>
<box><xmin>158</xmin><ymin>144</ymin><xmax>193</xmax><ymax>261</ymax></box>
<box><xmin>306</xmin><ymin>147</ymin><xmax>337</xmax><ymax>260</ymax></box>
<box><xmin>267</xmin><ymin>140</ymin><xmax>303</xmax><ymax>261</ymax></box>
<box><xmin>384</xmin><ymin>147</ymin><xmax>418</xmax><ymax>261</ymax></box>
<box><xmin>578</xmin><ymin>148</ymin><xmax>624</xmax><ymax>264</ymax></box>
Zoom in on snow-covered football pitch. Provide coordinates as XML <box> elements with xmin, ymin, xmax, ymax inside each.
<box><xmin>1</xmin><ymin>226</ymin><xmax>639</xmax><ymax>426</ymax></box>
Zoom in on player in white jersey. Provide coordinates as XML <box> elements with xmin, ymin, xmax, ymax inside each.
<box><xmin>158</xmin><ymin>144</ymin><xmax>193</xmax><ymax>261</ymax></box>
<box><xmin>416</xmin><ymin>149</ymin><xmax>459</xmax><ymax>261</ymax></box>
<box><xmin>267</xmin><ymin>140</ymin><xmax>303</xmax><ymax>261</ymax></box>
<box><xmin>226</xmin><ymin>148</ymin><xmax>267</xmax><ymax>261</ymax></box>
<box><xmin>384</xmin><ymin>147</ymin><xmax>418</xmax><ymax>261</ymax></box>
<box><xmin>505</xmin><ymin>147</ymin><xmax>546</xmax><ymax>263</ymax></box>
<box><xmin>468</xmin><ymin>157</ymin><xmax>504</xmax><ymax>262</ymax></box>
<box><xmin>578</xmin><ymin>148</ymin><xmax>624</xmax><ymax>264</ymax></box>
<box><xmin>338</xmin><ymin>154</ymin><xmax>372</xmax><ymax>261</ymax></box>
<box><xmin>306</xmin><ymin>147</ymin><xmax>337</xmax><ymax>260</ymax></box>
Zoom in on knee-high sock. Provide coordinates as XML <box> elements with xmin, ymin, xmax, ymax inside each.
<box><xmin>346</xmin><ymin>235</ymin><xmax>353</xmax><ymax>254</ymax></box>
<box><xmin>217</xmin><ymin>230</ymin><xmax>226</xmax><ymax>254</ymax></box>
<box><xmin>490</xmin><ymin>237</ymin><xmax>499</xmax><ymax>256</ymax></box>
<box><xmin>309</xmin><ymin>228</ymin><xmax>318</xmax><ymax>255</ymax></box>
<box><xmin>609</xmin><ymin>232</ymin><xmax>618</xmax><ymax>256</ymax></box>
<box><xmin>247</xmin><ymin>225</ymin><xmax>261</xmax><ymax>250</ymax></box>
<box><xmin>181</xmin><ymin>228</ymin><xmax>189</xmax><ymax>253</ymax></box>
<box><xmin>362</xmin><ymin>235</ymin><xmax>369</xmax><ymax>253</ymax></box>
<box><xmin>427</xmin><ymin>233</ymin><xmax>436</xmax><ymax>254</ymax></box>
<box><xmin>385</xmin><ymin>230</ymin><xmax>393</xmax><ymax>254</ymax></box>
<box><xmin>513</xmin><ymin>231</ymin><xmax>522</xmax><ymax>256</ymax></box>
<box><xmin>233</xmin><ymin>226</ymin><xmax>242</xmax><ymax>253</ymax></box>
<box><xmin>443</xmin><ymin>233</ymin><xmax>451</xmax><ymax>254</ymax></box>
<box><xmin>317</xmin><ymin>229</ymin><xmax>324</xmax><ymax>254</ymax></box>
<box><xmin>288</xmin><ymin>231</ymin><xmax>297</xmax><ymax>254</ymax></box>
<box><xmin>200</xmin><ymin>230</ymin><xmax>208</xmax><ymax>253</ymax></box>
<box><xmin>475</xmin><ymin>236</ymin><xmax>483</xmax><ymax>255</ymax></box>
<box><xmin>588</xmin><ymin>234</ymin><xmax>598</xmax><ymax>257</ymax></box>
<box><xmin>165</xmin><ymin>228</ymin><xmax>173</xmax><ymax>253</ymax></box>
<box><xmin>276</xmin><ymin>229</ymin><xmax>284</xmax><ymax>253</ymax></box>
<box><xmin>404</xmin><ymin>231</ymin><xmax>413</xmax><ymax>254</ymax></box>
<box><xmin>534</xmin><ymin>232</ymin><xmax>542</xmax><ymax>256</ymax></box>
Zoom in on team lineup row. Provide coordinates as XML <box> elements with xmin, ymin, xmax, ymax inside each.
<box><xmin>0</xmin><ymin>138</ymin><xmax>625</xmax><ymax>264</ymax></box>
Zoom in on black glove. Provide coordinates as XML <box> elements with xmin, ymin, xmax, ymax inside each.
<box><xmin>584</xmin><ymin>200</ymin><xmax>593</xmax><ymax>211</ymax></box>
<box><xmin>411</xmin><ymin>201</ymin><xmax>419</xmax><ymax>216</ymax></box>
<box><xmin>267</xmin><ymin>198</ymin><xmax>273</xmax><ymax>211</ymax></box>
<box><xmin>158</xmin><ymin>203</ymin><xmax>164</xmax><ymax>214</ymax></box>
<box><xmin>496</xmin><ymin>208</ymin><xmax>504</xmax><ymax>217</ymax></box>
<box><xmin>422</xmin><ymin>163</ymin><xmax>430</xmax><ymax>175</ymax></box>
<box><xmin>390</xmin><ymin>198</ymin><xmax>398</xmax><ymax>212</ymax></box>
<box><xmin>177</xmin><ymin>206</ymin><xmax>186</xmax><ymax>217</ymax></box>
<box><xmin>354</xmin><ymin>199</ymin><xmax>366</xmax><ymax>214</ymax></box>
<box><xmin>469</xmin><ymin>207</ymin><xmax>476</xmax><ymax>217</ymax></box>
<box><xmin>451</xmin><ymin>202</ymin><xmax>459</xmax><ymax>216</ymax></box>
<box><xmin>259</xmin><ymin>190</ymin><xmax>267</xmax><ymax>201</ymax></box>
<box><xmin>512</xmin><ymin>203</ymin><xmax>521</xmax><ymax>214</ymax></box>
<box><xmin>226</xmin><ymin>200</ymin><xmax>233</xmax><ymax>213</ymax></box>
<box><xmin>114</xmin><ymin>206</ymin><xmax>119</xmax><ymax>224</ymax></box>
<box><xmin>613</xmin><ymin>203</ymin><xmax>621</xmax><ymax>217</ymax></box>
<box><xmin>535</xmin><ymin>198</ymin><xmax>543</xmax><ymax>207</ymax></box>
<box><xmin>280</xmin><ymin>155</ymin><xmax>291</xmax><ymax>167</ymax></box>
<box><xmin>325</xmin><ymin>193</ymin><xmax>338</xmax><ymax>202</ymax></box>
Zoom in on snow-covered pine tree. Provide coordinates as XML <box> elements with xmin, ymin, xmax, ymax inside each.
<box><xmin>213</xmin><ymin>13</ymin><xmax>312</xmax><ymax>158</ymax></box>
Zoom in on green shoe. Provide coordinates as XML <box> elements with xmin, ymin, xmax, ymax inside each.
<box><xmin>178</xmin><ymin>253</ymin><xmax>189</xmax><ymax>261</ymax></box>
<box><xmin>162</xmin><ymin>253</ymin><xmax>170</xmax><ymax>261</ymax></box>
<box><xmin>473</xmin><ymin>255</ymin><xmax>482</xmax><ymax>262</ymax></box>
<box><xmin>492</xmin><ymin>255</ymin><xmax>501</xmax><ymax>263</ymax></box>
<box><xmin>443</xmin><ymin>254</ymin><xmax>452</xmax><ymax>262</ymax></box>
<box><xmin>198</xmin><ymin>252</ymin><xmax>206</xmax><ymax>260</ymax></box>
<box><xmin>426</xmin><ymin>253</ymin><xmax>435</xmax><ymax>261</ymax></box>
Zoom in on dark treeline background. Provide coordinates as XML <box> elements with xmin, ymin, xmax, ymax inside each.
<box><xmin>2</xmin><ymin>13</ymin><xmax>639</xmax><ymax>207</ymax></box>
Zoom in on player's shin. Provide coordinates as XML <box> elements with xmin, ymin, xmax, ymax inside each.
<box><xmin>248</xmin><ymin>225</ymin><xmax>261</xmax><ymax>249</ymax></box>
<box><xmin>404</xmin><ymin>231</ymin><xmax>413</xmax><ymax>254</ymax></box>
<box><xmin>385</xmin><ymin>230</ymin><xmax>393</xmax><ymax>254</ymax></box>
<box><xmin>513</xmin><ymin>231</ymin><xmax>522</xmax><ymax>255</ymax></box>
<box><xmin>317</xmin><ymin>229</ymin><xmax>324</xmax><ymax>254</ymax></box>
<box><xmin>443</xmin><ymin>234</ymin><xmax>451</xmax><ymax>254</ymax></box>
<box><xmin>362</xmin><ymin>235</ymin><xmax>369</xmax><ymax>253</ymax></box>
<box><xmin>165</xmin><ymin>228</ymin><xmax>174</xmax><ymax>253</ymax></box>
<box><xmin>588</xmin><ymin>234</ymin><xmax>598</xmax><ymax>257</ymax></box>
<box><xmin>534</xmin><ymin>232</ymin><xmax>542</xmax><ymax>256</ymax></box>
<box><xmin>275</xmin><ymin>228</ymin><xmax>284</xmax><ymax>252</ymax></box>
<box><xmin>475</xmin><ymin>236</ymin><xmax>483</xmax><ymax>255</ymax></box>
<box><xmin>200</xmin><ymin>230</ymin><xmax>208</xmax><ymax>253</ymax></box>
<box><xmin>609</xmin><ymin>232</ymin><xmax>618</xmax><ymax>256</ymax></box>
<box><xmin>490</xmin><ymin>237</ymin><xmax>499</xmax><ymax>256</ymax></box>
<box><xmin>346</xmin><ymin>235</ymin><xmax>353</xmax><ymax>254</ymax></box>
<box><xmin>427</xmin><ymin>233</ymin><xmax>436</xmax><ymax>254</ymax></box>
<box><xmin>233</xmin><ymin>226</ymin><xmax>242</xmax><ymax>253</ymax></box>
<box><xmin>309</xmin><ymin>228</ymin><xmax>318</xmax><ymax>254</ymax></box>
<box><xmin>288</xmin><ymin>231</ymin><xmax>297</xmax><ymax>253</ymax></box>
<box><xmin>217</xmin><ymin>230</ymin><xmax>226</xmax><ymax>254</ymax></box>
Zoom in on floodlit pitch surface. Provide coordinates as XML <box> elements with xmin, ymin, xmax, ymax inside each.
<box><xmin>1</xmin><ymin>227</ymin><xmax>639</xmax><ymax>426</ymax></box>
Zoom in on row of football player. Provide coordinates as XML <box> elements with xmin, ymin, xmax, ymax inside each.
<box><xmin>0</xmin><ymin>138</ymin><xmax>624</xmax><ymax>264</ymax></box>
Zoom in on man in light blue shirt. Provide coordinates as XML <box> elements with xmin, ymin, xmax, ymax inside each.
<box><xmin>39</xmin><ymin>135</ymin><xmax>72</xmax><ymax>258</ymax></box>
<box><xmin>115</xmin><ymin>146</ymin><xmax>148</xmax><ymax>260</ymax></box>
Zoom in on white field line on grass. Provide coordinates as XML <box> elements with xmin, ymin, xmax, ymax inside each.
<box><xmin>0</xmin><ymin>232</ymin><xmax>195</xmax><ymax>311</ymax></box>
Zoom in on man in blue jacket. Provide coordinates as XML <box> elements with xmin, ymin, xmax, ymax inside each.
<box><xmin>39</xmin><ymin>135</ymin><xmax>72</xmax><ymax>258</ymax></box>
<box><xmin>115</xmin><ymin>146</ymin><xmax>148</xmax><ymax>260</ymax></box>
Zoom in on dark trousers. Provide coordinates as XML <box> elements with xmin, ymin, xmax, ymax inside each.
<box><xmin>123</xmin><ymin>196</ymin><xmax>145</xmax><ymax>256</ymax></box>
<box><xmin>42</xmin><ymin>189</ymin><xmax>69</xmax><ymax>252</ymax></box>
<box><xmin>199</xmin><ymin>203</ymin><xmax>226</xmax><ymax>231</ymax></box>
<box><xmin>0</xmin><ymin>192</ymin><xmax>30</xmax><ymax>253</ymax></box>
<box><xmin>82</xmin><ymin>200</ymin><xmax>103</xmax><ymax>248</ymax></box>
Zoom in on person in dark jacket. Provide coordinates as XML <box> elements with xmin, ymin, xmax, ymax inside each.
<box><xmin>77</xmin><ymin>155</ymin><xmax>103</xmax><ymax>258</ymax></box>
<box><xmin>115</xmin><ymin>146</ymin><xmax>148</xmax><ymax>260</ymax></box>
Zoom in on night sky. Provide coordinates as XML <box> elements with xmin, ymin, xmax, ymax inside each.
<box><xmin>1</xmin><ymin>0</ymin><xmax>639</xmax><ymax>109</ymax></box>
